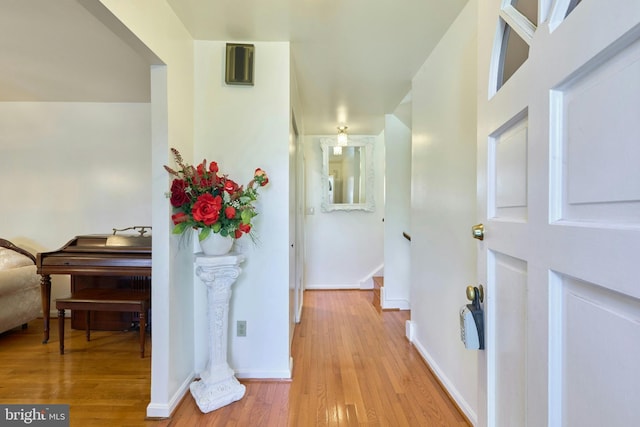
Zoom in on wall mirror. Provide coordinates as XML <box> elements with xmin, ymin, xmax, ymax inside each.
<box><xmin>320</xmin><ymin>136</ymin><xmax>375</xmax><ymax>212</ymax></box>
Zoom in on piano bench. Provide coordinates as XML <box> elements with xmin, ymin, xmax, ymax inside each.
<box><xmin>56</xmin><ymin>288</ymin><xmax>151</xmax><ymax>358</ymax></box>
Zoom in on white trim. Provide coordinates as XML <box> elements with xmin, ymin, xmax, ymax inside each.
<box><xmin>146</xmin><ymin>372</ymin><xmax>194</xmax><ymax>418</ymax></box>
<box><xmin>359</xmin><ymin>263</ymin><xmax>384</xmax><ymax>289</ymax></box>
<box><xmin>50</xmin><ymin>309</ymin><xmax>69</xmax><ymax>317</ymax></box>
<box><xmin>306</xmin><ymin>284</ymin><xmax>360</xmax><ymax>290</ymax></box>
<box><xmin>405</xmin><ymin>320</ymin><xmax>415</xmax><ymax>342</ymax></box>
<box><xmin>488</xmin><ymin>17</ymin><xmax>506</xmax><ymax>98</ymax></box>
<box><xmin>381</xmin><ymin>292</ymin><xmax>410</xmax><ymax>311</ymax></box>
<box><xmin>500</xmin><ymin>5</ymin><xmax>536</xmax><ymax>44</ymax></box>
<box><xmin>381</xmin><ymin>287</ymin><xmax>411</xmax><ymax>310</ymax></box>
<box><xmin>548</xmin><ymin>271</ymin><xmax>563</xmax><ymax>426</ymax></box>
<box><xmin>412</xmin><ymin>337</ymin><xmax>478</xmax><ymax>425</ymax></box>
<box><xmin>548</xmin><ymin>0</ymin><xmax>572</xmax><ymax>32</ymax></box>
<box><xmin>235</xmin><ymin>369</ymin><xmax>292</xmax><ymax>379</ymax></box>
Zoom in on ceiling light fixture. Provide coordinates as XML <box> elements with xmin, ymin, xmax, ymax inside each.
<box><xmin>337</xmin><ymin>126</ymin><xmax>348</xmax><ymax>146</ymax></box>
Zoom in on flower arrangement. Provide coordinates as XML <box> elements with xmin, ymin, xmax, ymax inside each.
<box><xmin>164</xmin><ymin>148</ymin><xmax>269</xmax><ymax>241</ymax></box>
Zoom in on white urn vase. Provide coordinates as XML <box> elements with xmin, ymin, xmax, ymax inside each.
<box><xmin>198</xmin><ymin>231</ymin><xmax>234</xmax><ymax>256</ymax></box>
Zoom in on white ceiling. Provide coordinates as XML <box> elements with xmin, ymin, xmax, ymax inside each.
<box><xmin>0</xmin><ymin>0</ymin><xmax>151</xmax><ymax>103</ymax></box>
<box><xmin>0</xmin><ymin>0</ymin><xmax>468</xmax><ymax>135</ymax></box>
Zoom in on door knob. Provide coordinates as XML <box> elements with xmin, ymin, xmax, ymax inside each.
<box><xmin>471</xmin><ymin>224</ymin><xmax>484</xmax><ymax>240</ymax></box>
<box><xmin>466</xmin><ymin>284</ymin><xmax>484</xmax><ymax>303</ymax></box>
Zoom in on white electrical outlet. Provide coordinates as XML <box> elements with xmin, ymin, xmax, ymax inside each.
<box><xmin>237</xmin><ymin>320</ymin><xmax>247</xmax><ymax>337</ymax></box>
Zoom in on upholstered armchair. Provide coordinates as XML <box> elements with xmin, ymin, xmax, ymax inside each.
<box><xmin>0</xmin><ymin>239</ymin><xmax>41</xmax><ymax>334</ymax></box>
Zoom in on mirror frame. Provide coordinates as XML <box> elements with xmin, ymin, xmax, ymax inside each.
<box><xmin>320</xmin><ymin>136</ymin><xmax>375</xmax><ymax>212</ymax></box>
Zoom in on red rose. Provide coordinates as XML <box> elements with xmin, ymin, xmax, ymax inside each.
<box><xmin>171</xmin><ymin>212</ymin><xmax>188</xmax><ymax>225</ymax></box>
<box><xmin>234</xmin><ymin>229</ymin><xmax>243</xmax><ymax>239</ymax></box>
<box><xmin>209</xmin><ymin>161</ymin><xmax>219</xmax><ymax>174</ymax></box>
<box><xmin>197</xmin><ymin>163</ymin><xmax>206</xmax><ymax>176</ymax></box>
<box><xmin>225</xmin><ymin>206</ymin><xmax>236</xmax><ymax>219</ymax></box>
<box><xmin>224</xmin><ymin>179</ymin><xmax>239</xmax><ymax>194</ymax></box>
<box><xmin>239</xmin><ymin>223</ymin><xmax>251</xmax><ymax>234</ymax></box>
<box><xmin>170</xmin><ymin>179</ymin><xmax>189</xmax><ymax>207</ymax></box>
<box><xmin>192</xmin><ymin>193</ymin><xmax>222</xmax><ymax>226</ymax></box>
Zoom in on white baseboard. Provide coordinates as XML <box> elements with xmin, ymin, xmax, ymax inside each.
<box><xmin>235</xmin><ymin>368</ymin><xmax>292</xmax><ymax>379</ymax></box>
<box><xmin>382</xmin><ymin>298</ymin><xmax>410</xmax><ymax>310</ymax></box>
<box><xmin>405</xmin><ymin>320</ymin><xmax>415</xmax><ymax>342</ymax></box>
<box><xmin>359</xmin><ymin>264</ymin><xmax>384</xmax><ymax>289</ymax></box>
<box><xmin>306</xmin><ymin>284</ymin><xmax>360</xmax><ymax>290</ymax></box>
<box><xmin>305</xmin><ymin>282</ymin><xmax>383</xmax><ymax>291</ymax></box>
<box><xmin>146</xmin><ymin>371</ymin><xmax>195</xmax><ymax>418</ymax></box>
<box><xmin>50</xmin><ymin>310</ymin><xmax>69</xmax><ymax>317</ymax></box>
<box><xmin>410</xmin><ymin>337</ymin><xmax>477</xmax><ymax>425</ymax></box>
<box><xmin>381</xmin><ymin>287</ymin><xmax>410</xmax><ymax>310</ymax></box>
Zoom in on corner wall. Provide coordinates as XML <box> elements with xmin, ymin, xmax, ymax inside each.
<box><xmin>409</xmin><ymin>1</ymin><xmax>479</xmax><ymax>423</ymax></box>
<box><xmin>98</xmin><ymin>0</ymin><xmax>196</xmax><ymax>418</ymax></box>
<box><xmin>193</xmin><ymin>41</ymin><xmax>292</xmax><ymax>379</ymax></box>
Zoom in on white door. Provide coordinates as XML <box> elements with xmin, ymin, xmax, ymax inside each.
<box><xmin>477</xmin><ymin>1</ymin><xmax>640</xmax><ymax>426</ymax></box>
<box><xmin>288</xmin><ymin>112</ymin><xmax>304</xmax><ymax>353</ymax></box>
<box><xmin>294</xmin><ymin>115</ymin><xmax>305</xmax><ymax>323</ymax></box>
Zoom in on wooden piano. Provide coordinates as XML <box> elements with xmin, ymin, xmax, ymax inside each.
<box><xmin>36</xmin><ymin>228</ymin><xmax>151</xmax><ymax>344</ymax></box>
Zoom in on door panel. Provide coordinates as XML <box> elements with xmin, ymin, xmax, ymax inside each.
<box><xmin>489</xmin><ymin>252</ymin><xmax>527</xmax><ymax>427</ymax></box>
<box><xmin>491</xmin><ymin>115</ymin><xmax>528</xmax><ymax>221</ymax></box>
<box><xmin>551</xmin><ymin>37</ymin><xmax>640</xmax><ymax>224</ymax></box>
<box><xmin>478</xmin><ymin>1</ymin><xmax>640</xmax><ymax>426</ymax></box>
<box><xmin>549</xmin><ymin>274</ymin><xmax>640</xmax><ymax>426</ymax></box>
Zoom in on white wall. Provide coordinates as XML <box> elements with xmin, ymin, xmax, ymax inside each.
<box><xmin>409</xmin><ymin>1</ymin><xmax>479</xmax><ymax>423</ymax></box>
<box><xmin>0</xmin><ymin>101</ymin><xmax>151</xmax><ymax>304</ymax></box>
<box><xmin>98</xmin><ymin>0</ymin><xmax>195</xmax><ymax>418</ymax></box>
<box><xmin>193</xmin><ymin>41</ymin><xmax>292</xmax><ymax>379</ymax></box>
<box><xmin>304</xmin><ymin>134</ymin><xmax>385</xmax><ymax>289</ymax></box>
<box><xmin>383</xmin><ymin>113</ymin><xmax>412</xmax><ymax>309</ymax></box>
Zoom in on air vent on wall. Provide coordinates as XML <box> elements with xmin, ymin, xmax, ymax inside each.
<box><xmin>225</xmin><ymin>43</ymin><xmax>254</xmax><ymax>86</ymax></box>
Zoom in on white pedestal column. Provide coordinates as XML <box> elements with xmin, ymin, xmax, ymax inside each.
<box><xmin>190</xmin><ymin>254</ymin><xmax>247</xmax><ymax>413</ymax></box>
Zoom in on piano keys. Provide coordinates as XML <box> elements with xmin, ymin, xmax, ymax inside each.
<box><xmin>36</xmin><ymin>230</ymin><xmax>151</xmax><ymax>344</ymax></box>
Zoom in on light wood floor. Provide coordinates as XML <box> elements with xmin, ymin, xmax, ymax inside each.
<box><xmin>0</xmin><ymin>316</ymin><xmax>153</xmax><ymax>426</ymax></box>
<box><xmin>0</xmin><ymin>290</ymin><xmax>470</xmax><ymax>426</ymax></box>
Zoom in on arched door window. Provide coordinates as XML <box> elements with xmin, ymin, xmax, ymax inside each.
<box><xmin>492</xmin><ymin>0</ymin><xmax>537</xmax><ymax>93</ymax></box>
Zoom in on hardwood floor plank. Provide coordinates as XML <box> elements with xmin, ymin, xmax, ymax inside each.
<box><xmin>0</xmin><ymin>319</ymin><xmax>153</xmax><ymax>427</ymax></box>
<box><xmin>0</xmin><ymin>290</ymin><xmax>471</xmax><ymax>426</ymax></box>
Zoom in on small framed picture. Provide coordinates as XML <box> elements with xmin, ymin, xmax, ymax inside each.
<box><xmin>225</xmin><ymin>43</ymin><xmax>254</xmax><ymax>85</ymax></box>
